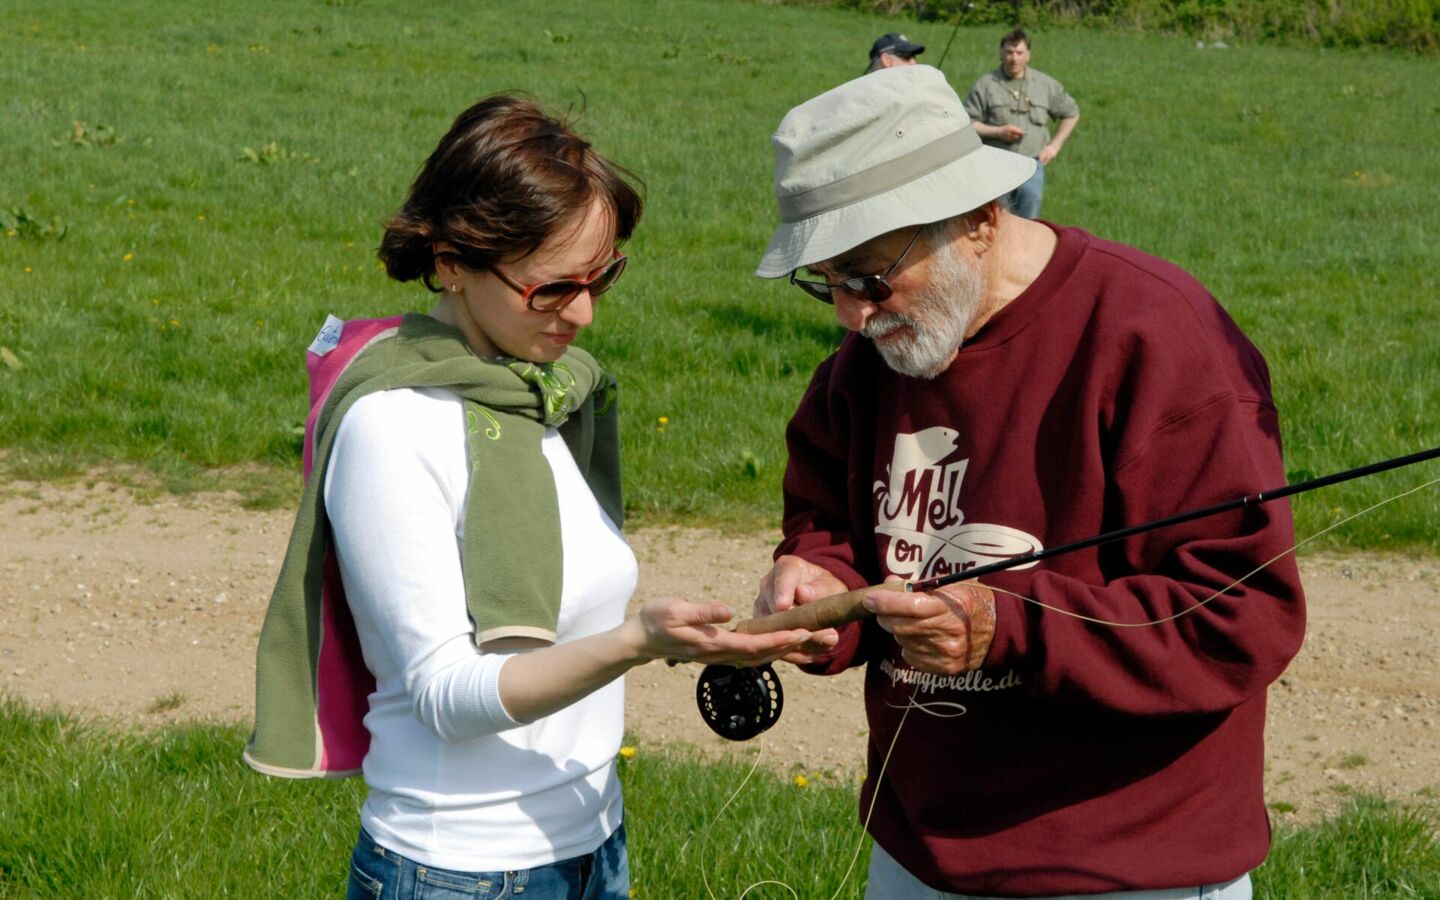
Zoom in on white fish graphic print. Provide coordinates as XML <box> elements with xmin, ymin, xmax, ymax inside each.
<box><xmin>874</xmin><ymin>426</ymin><xmax>1043</xmax><ymax>581</ymax></box>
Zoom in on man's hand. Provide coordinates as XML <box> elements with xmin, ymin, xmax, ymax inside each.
<box><xmin>863</xmin><ymin>580</ymin><xmax>996</xmax><ymax>674</ymax></box>
<box><xmin>971</xmin><ymin>122</ymin><xmax>1025</xmax><ymax>144</ymax></box>
<box><xmin>1038</xmin><ymin>116</ymin><xmax>1077</xmax><ymax>165</ymax></box>
<box><xmin>754</xmin><ymin>555</ymin><xmax>844</xmax><ymax>664</ymax></box>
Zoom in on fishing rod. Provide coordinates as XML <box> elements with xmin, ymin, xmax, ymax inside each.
<box><xmin>694</xmin><ymin>444</ymin><xmax>1440</xmax><ymax>740</ymax></box>
<box><xmin>934</xmin><ymin>16</ymin><xmax>964</xmax><ymax>73</ymax></box>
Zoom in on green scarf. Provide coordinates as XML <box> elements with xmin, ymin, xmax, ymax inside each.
<box><xmin>246</xmin><ymin>313</ymin><xmax>621</xmax><ymax>776</ymax></box>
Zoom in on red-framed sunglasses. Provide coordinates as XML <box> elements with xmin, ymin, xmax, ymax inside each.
<box><xmin>487</xmin><ymin>251</ymin><xmax>629</xmax><ymax>312</ymax></box>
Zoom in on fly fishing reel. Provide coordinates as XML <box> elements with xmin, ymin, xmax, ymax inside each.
<box><xmin>696</xmin><ymin>663</ymin><xmax>783</xmax><ymax>741</ymax></box>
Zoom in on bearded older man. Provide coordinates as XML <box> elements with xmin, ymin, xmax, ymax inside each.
<box><xmin>753</xmin><ymin>65</ymin><xmax>1304</xmax><ymax>900</ymax></box>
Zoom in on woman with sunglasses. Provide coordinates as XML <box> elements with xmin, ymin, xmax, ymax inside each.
<box><xmin>247</xmin><ymin>95</ymin><xmax>813</xmax><ymax>900</ymax></box>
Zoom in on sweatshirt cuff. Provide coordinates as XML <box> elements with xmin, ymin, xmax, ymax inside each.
<box><xmin>984</xmin><ymin>586</ymin><xmax>1030</xmax><ymax>669</ymax></box>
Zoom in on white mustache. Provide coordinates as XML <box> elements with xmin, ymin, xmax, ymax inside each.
<box><xmin>862</xmin><ymin>312</ymin><xmax>916</xmax><ymax>341</ymax></box>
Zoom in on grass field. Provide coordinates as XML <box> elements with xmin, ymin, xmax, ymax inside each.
<box><xmin>1</xmin><ymin>4</ymin><xmax>1437</xmax><ymax>891</ymax></box>
<box><xmin>1</xmin><ymin>701</ymin><xmax>1436</xmax><ymax>898</ymax></box>
<box><xmin>0</xmin><ymin>0</ymin><xmax>1436</xmax><ymax>544</ymax></box>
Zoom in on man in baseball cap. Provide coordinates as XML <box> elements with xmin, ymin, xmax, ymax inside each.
<box><xmin>865</xmin><ymin>31</ymin><xmax>924</xmax><ymax>73</ymax></box>
<box><xmin>754</xmin><ymin>64</ymin><xmax>1302</xmax><ymax>900</ymax></box>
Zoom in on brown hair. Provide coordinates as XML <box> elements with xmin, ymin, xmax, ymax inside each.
<box><xmin>379</xmin><ymin>95</ymin><xmax>644</xmax><ymax>291</ymax></box>
<box><xmin>1000</xmin><ymin>28</ymin><xmax>1030</xmax><ymax>50</ymax></box>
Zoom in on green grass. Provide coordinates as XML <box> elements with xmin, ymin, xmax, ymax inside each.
<box><xmin>0</xmin><ymin>699</ymin><xmax>871</xmax><ymax>898</ymax></box>
<box><xmin>1</xmin><ymin>700</ymin><xmax>1435</xmax><ymax>897</ymax></box>
<box><xmin>0</xmin><ymin>0</ymin><xmax>1436</xmax><ymax>544</ymax></box>
<box><xmin>1260</xmin><ymin>795</ymin><xmax>1440</xmax><ymax>898</ymax></box>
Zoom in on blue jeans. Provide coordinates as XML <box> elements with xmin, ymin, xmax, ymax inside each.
<box><xmin>1004</xmin><ymin>161</ymin><xmax>1045</xmax><ymax>219</ymax></box>
<box><xmin>347</xmin><ymin>824</ymin><xmax>629</xmax><ymax>900</ymax></box>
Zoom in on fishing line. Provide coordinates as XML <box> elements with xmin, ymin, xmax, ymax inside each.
<box><xmin>690</xmin><ymin>472</ymin><xmax>1437</xmax><ymax>898</ymax></box>
<box><xmin>698</xmin><ymin>689</ymin><xmax>919</xmax><ymax>900</ymax></box>
<box><xmin>987</xmin><ymin>474</ymin><xmax>1438</xmax><ymax>629</ymax></box>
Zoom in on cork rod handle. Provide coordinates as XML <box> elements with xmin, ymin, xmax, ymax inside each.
<box><xmin>732</xmin><ymin>582</ymin><xmax>908</xmax><ymax>635</ymax></box>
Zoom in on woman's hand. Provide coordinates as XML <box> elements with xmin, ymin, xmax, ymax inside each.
<box><xmin>625</xmin><ymin>597</ymin><xmax>812</xmax><ymax>668</ymax></box>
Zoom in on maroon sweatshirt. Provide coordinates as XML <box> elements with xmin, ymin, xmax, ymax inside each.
<box><xmin>778</xmin><ymin>225</ymin><xmax>1306</xmax><ymax>896</ymax></box>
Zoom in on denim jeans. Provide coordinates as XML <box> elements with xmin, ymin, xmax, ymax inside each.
<box><xmin>1004</xmin><ymin>161</ymin><xmax>1045</xmax><ymax>220</ymax></box>
<box><xmin>864</xmin><ymin>842</ymin><xmax>1251</xmax><ymax>900</ymax></box>
<box><xmin>347</xmin><ymin>823</ymin><xmax>628</xmax><ymax>900</ymax></box>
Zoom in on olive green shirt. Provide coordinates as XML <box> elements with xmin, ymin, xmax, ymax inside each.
<box><xmin>963</xmin><ymin>67</ymin><xmax>1079</xmax><ymax>160</ymax></box>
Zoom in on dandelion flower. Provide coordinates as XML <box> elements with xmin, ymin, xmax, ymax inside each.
<box><xmin>658</xmin><ymin>416</ymin><xmax>669</xmax><ymax>425</ymax></box>
<box><xmin>25</xmin><ymin>266</ymin><xmax>33</xmax><ymax>274</ymax></box>
<box><xmin>197</xmin><ymin>215</ymin><xmax>206</xmax><ymax>222</ymax></box>
<box><xmin>793</xmin><ymin>774</ymin><xmax>809</xmax><ymax>788</ymax></box>
<box><xmin>123</xmin><ymin>253</ymin><xmax>134</xmax><ymax>262</ymax></box>
<box><xmin>618</xmin><ymin>746</ymin><xmax>636</xmax><ymax>760</ymax></box>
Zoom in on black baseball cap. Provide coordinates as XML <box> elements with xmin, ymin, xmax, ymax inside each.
<box><xmin>869</xmin><ymin>32</ymin><xmax>925</xmax><ymax>60</ymax></box>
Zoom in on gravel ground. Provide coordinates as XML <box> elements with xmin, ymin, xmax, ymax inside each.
<box><xmin>2</xmin><ymin>478</ymin><xmax>1436</xmax><ymax>824</ymax></box>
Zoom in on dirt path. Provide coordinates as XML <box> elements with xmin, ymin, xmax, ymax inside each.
<box><xmin>2</xmin><ymin>479</ymin><xmax>1436</xmax><ymax>823</ymax></box>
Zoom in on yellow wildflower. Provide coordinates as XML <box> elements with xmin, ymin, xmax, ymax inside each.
<box><xmin>658</xmin><ymin>416</ymin><xmax>669</xmax><ymax>425</ymax></box>
<box><xmin>197</xmin><ymin>215</ymin><xmax>206</xmax><ymax>222</ymax></box>
<box><xmin>122</xmin><ymin>253</ymin><xmax>134</xmax><ymax>262</ymax></box>
<box><xmin>618</xmin><ymin>746</ymin><xmax>637</xmax><ymax>760</ymax></box>
<box><xmin>793</xmin><ymin>774</ymin><xmax>809</xmax><ymax>788</ymax></box>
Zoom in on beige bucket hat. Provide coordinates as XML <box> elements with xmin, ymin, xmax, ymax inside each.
<box><xmin>756</xmin><ymin>65</ymin><xmax>1036</xmax><ymax>279</ymax></box>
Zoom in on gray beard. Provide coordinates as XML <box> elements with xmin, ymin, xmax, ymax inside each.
<box><xmin>861</xmin><ymin>239</ymin><xmax>986</xmax><ymax>380</ymax></box>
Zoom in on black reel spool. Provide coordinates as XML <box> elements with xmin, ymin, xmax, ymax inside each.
<box><xmin>696</xmin><ymin>663</ymin><xmax>784</xmax><ymax>741</ymax></box>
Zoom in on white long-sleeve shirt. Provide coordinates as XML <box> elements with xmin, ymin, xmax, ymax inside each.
<box><xmin>325</xmin><ymin>386</ymin><xmax>638</xmax><ymax>871</ymax></box>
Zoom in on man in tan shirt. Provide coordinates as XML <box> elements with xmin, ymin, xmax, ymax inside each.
<box><xmin>964</xmin><ymin>28</ymin><xmax>1079</xmax><ymax>218</ymax></box>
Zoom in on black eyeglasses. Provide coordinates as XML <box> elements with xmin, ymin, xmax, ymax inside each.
<box><xmin>486</xmin><ymin>251</ymin><xmax>628</xmax><ymax>312</ymax></box>
<box><xmin>788</xmin><ymin>227</ymin><xmax>924</xmax><ymax>305</ymax></box>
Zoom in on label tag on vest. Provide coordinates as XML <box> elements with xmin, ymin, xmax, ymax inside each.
<box><xmin>308</xmin><ymin>314</ymin><xmax>345</xmax><ymax>356</ymax></box>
